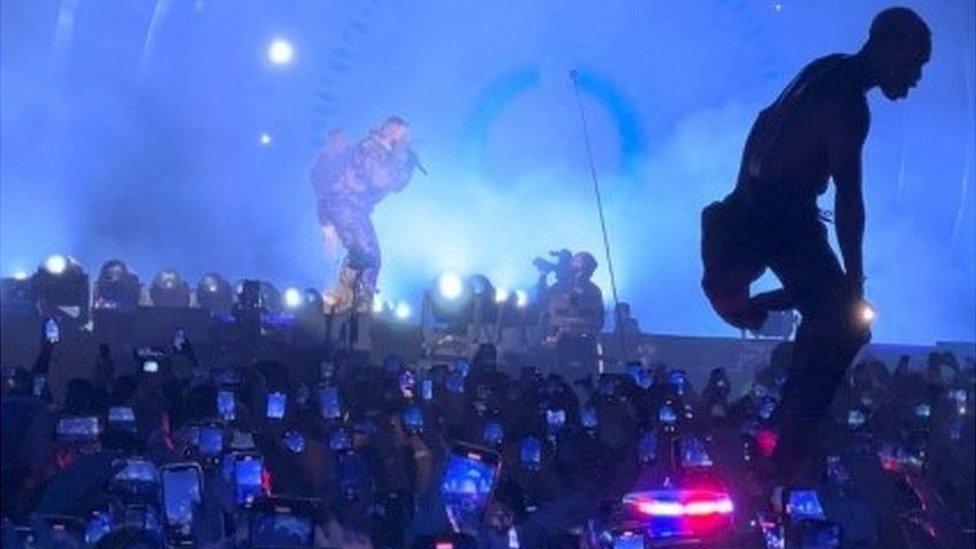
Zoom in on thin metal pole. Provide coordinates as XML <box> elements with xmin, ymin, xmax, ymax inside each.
<box><xmin>569</xmin><ymin>70</ymin><xmax>628</xmax><ymax>362</ymax></box>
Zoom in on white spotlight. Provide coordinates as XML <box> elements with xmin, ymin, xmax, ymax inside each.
<box><xmin>515</xmin><ymin>289</ymin><xmax>529</xmax><ymax>308</ymax></box>
<box><xmin>857</xmin><ymin>301</ymin><xmax>876</xmax><ymax>326</ymax></box>
<box><xmin>372</xmin><ymin>294</ymin><xmax>385</xmax><ymax>314</ymax></box>
<box><xmin>283</xmin><ymin>287</ymin><xmax>302</xmax><ymax>309</ymax></box>
<box><xmin>259</xmin><ymin>132</ymin><xmax>272</xmax><ymax>146</ymax></box>
<box><xmin>267</xmin><ymin>38</ymin><xmax>294</xmax><ymax>65</ymax></box>
<box><xmin>438</xmin><ymin>272</ymin><xmax>464</xmax><ymax>301</ymax></box>
<box><xmin>12</xmin><ymin>271</ymin><xmax>29</xmax><ymax>281</ymax></box>
<box><xmin>44</xmin><ymin>255</ymin><xmax>68</xmax><ymax>275</ymax></box>
<box><xmin>495</xmin><ymin>287</ymin><xmax>510</xmax><ymax>303</ymax></box>
<box><xmin>395</xmin><ymin>302</ymin><xmax>411</xmax><ymax>320</ymax></box>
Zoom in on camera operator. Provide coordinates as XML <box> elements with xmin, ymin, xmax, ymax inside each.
<box><xmin>533</xmin><ymin>249</ymin><xmax>573</xmax><ymax>313</ymax></box>
<box><xmin>543</xmin><ymin>252</ymin><xmax>605</xmax><ymax>373</ymax></box>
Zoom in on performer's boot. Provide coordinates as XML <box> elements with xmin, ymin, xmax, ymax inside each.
<box><xmin>323</xmin><ymin>265</ymin><xmax>358</xmax><ymax>313</ymax></box>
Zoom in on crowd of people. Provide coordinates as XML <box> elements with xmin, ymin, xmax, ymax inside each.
<box><xmin>1</xmin><ymin>316</ymin><xmax>973</xmax><ymax>548</ymax></box>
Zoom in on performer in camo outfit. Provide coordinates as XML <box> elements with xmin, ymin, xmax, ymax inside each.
<box><xmin>310</xmin><ymin>116</ymin><xmax>420</xmax><ymax>308</ymax></box>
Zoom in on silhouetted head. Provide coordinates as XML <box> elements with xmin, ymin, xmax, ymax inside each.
<box><xmin>571</xmin><ymin>252</ymin><xmax>598</xmax><ymax>280</ymax></box>
<box><xmin>861</xmin><ymin>7</ymin><xmax>931</xmax><ymax>100</ymax></box>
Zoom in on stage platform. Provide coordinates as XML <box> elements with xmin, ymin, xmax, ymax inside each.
<box><xmin>3</xmin><ymin>307</ymin><xmax>971</xmax><ymax>403</ymax></box>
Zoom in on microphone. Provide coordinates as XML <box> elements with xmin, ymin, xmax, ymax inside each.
<box><xmin>408</xmin><ymin>150</ymin><xmax>428</xmax><ymax>176</ymax></box>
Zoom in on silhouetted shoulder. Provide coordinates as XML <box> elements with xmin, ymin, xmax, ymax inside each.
<box><xmin>815</xmin><ymin>56</ymin><xmax>868</xmax><ymax>111</ymax></box>
<box><xmin>823</xmin><ymin>70</ymin><xmax>870</xmax><ymax>142</ymax></box>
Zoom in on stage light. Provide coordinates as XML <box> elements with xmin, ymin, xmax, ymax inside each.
<box><xmin>31</xmin><ymin>256</ymin><xmax>89</xmax><ymax>322</ymax></box>
<box><xmin>150</xmin><ymin>268</ymin><xmax>191</xmax><ymax>307</ymax></box>
<box><xmin>257</xmin><ymin>281</ymin><xmax>282</xmax><ymax>313</ymax></box>
<box><xmin>495</xmin><ymin>287</ymin><xmax>510</xmax><ymax>303</ymax></box>
<box><xmin>372</xmin><ymin>294</ymin><xmax>385</xmax><ymax>314</ymax></box>
<box><xmin>395</xmin><ymin>302</ymin><xmax>411</xmax><ymax>320</ymax></box>
<box><xmin>196</xmin><ymin>273</ymin><xmax>233</xmax><ymax>315</ymax></box>
<box><xmin>283</xmin><ymin>287</ymin><xmax>302</xmax><ymax>309</ymax></box>
<box><xmin>234</xmin><ymin>280</ymin><xmax>262</xmax><ymax>319</ymax></box>
<box><xmin>423</xmin><ymin>272</ymin><xmax>478</xmax><ymax>338</ymax></box>
<box><xmin>1</xmin><ymin>276</ymin><xmax>34</xmax><ymax>316</ymax></box>
<box><xmin>438</xmin><ymin>272</ymin><xmax>464</xmax><ymax>301</ymax></box>
<box><xmin>469</xmin><ymin>275</ymin><xmax>493</xmax><ymax>297</ymax></box>
<box><xmin>259</xmin><ymin>132</ymin><xmax>272</xmax><ymax>146</ymax></box>
<box><xmin>267</xmin><ymin>38</ymin><xmax>294</xmax><ymax>65</ymax></box>
<box><xmin>44</xmin><ymin>255</ymin><xmax>68</xmax><ymax>275</ymax></box>
<box><xmin>12</xmin><ymin>271</ymin><xmax>29</xmax><ymax>281</ymax></box>
<box><xmin>231</xmin><ymin>280</ymin><xmax>282</xmax><ymax>314</ymax></box>
<box><xmin>857</xmin><ymin>301</ymin><xmax>876</xmax><ymax>326</ymax></box>
<box><xmin>466</xmin><ymin>274</ymin><xmax>499</xmax><ymax>326</ymax></box>
<box><xmin>93</xmin><ymin>260</ymin><xmax>141</xmax><ymax>312</ymax></box>
<box><xmin>514</xmin><ymin>289</ymin><xmax>529</xmax><ymax>308</ymax></box>
<box><xmin>303</xmin><ymin>288</ymin><xmax>324</xmax><ymax>312</ymax></box>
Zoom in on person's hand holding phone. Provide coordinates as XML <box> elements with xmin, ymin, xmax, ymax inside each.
<box><xmin>319</xmin><ymin>386</ymin><xmax>341</xmax><ymax>420</ymax></box>
<box><xmin>161</xmin><ymin>462</ymin><xmax>204</xmax><ymax>542</ymax></box>
<box><xmin>43</xmin><ymin>317</ymin><xmax>60</xmax><ymax>345</ymax></box>
<box><xmin>440</xmin><ymin>443</ymin><xmax>501</xmax><ymax>535</ymax></box>
<box><xmin>173</xmin><ymin>328</ymin><xmax>187</xmax><ymax>352</ymax></box>
<box><xmin>267</xmin><ymin>392</ymin><xmax>287</xmax><ymax>420</ymax></box>
<box><xmin>217</xmin><ymin>390</ymin><xmax>236</xmax><ymax>421</ymax></box>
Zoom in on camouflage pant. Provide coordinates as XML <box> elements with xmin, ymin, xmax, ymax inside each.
<box><xmin>320</xmin><ymin>199</ymin><xmax>381</xmax><ymax>295</ymax></box>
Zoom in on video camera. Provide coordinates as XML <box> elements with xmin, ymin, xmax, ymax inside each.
<box><xmin>532</xmin><ymin>249</ymin><xmax>572</xmax><ymax>275</ymax></box>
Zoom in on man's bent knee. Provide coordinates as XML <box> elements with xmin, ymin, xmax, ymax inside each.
<box><xmin>702</xmin><ymin>280</ymin><xmax>769</xmax><ymax>330</ymax></box>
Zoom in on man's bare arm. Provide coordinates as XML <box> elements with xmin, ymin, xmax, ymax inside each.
<box><xmin>828</xmin><ymin>99</ymin><xmax>870</xmax><ymax>294</ymax></box>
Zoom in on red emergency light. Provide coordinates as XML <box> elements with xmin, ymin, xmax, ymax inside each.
<box><xmin>625</xmin><ymin>489</ymin><xmax>735</xmax><ymax>518</ymax></box>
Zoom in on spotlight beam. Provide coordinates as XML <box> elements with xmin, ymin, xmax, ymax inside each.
<box><xmin>139</xmin><ymin>0</ymin><xmax>173</xmax><ymax>78</ymax></box>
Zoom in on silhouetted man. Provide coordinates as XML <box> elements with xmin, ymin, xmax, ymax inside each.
<box><xmin>701</xmin><ymin>7</ymin><xmax>931</xmax><ymax>484</ymax></box>
<box><xmin>545</xmin><ymin>252</ymin><xmax>604</xmax><ymax>372</ymax></box>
